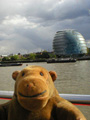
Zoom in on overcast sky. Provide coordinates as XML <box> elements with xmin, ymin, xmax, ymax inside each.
<box><xmin>0</xmin><ymin>0</ymin><xmax>90</xmax><ymax>55</ymax></box>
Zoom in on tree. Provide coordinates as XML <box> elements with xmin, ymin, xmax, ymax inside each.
<box><xmin>42</xmin><ymin>51</ymin><xmax>49</xmax><ymax>58</ymax></box>
<box><xmin>20</xmin><ymin>56</ymin><xmax>26</xmax><ymax>60</ymax></box>
<box><xmin>87</xmin><ymin>47</ymin><xmax>90</xmax><ymax>55</ymax></box>
<box><xmin>2</xmin><ymin>57</ymin><xmax>10</xmax><ymax>61</ymax></box>
<box><xmin>36</xmin><ymin>54</ymin><xmax>42</xmax><ymax>59</ymax></box>
<box><xmin>10</xmin><ymin>55</ymin><xmax>19</xmax><ymax>61</ymax></box>
<box><xmin>49</xmin><ymin>53</ymin><xmax>56</xmax><ymax>58</ymax></box>
<box><xmin>28</xmin><ymin>53</ymin><xmax>36</xmax><ymax>60</ymax></box>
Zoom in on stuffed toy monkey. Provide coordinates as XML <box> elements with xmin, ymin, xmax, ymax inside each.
<box><xmin>0</xmin><ymin>65</ymin><xmax>86</xmax><ymax>120</ymax></box>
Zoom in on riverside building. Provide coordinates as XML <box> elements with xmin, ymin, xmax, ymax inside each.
<box><xmin>53</xmin><ymin>29</ymin><xmax>87</xmax><ymax>56</ymax></box>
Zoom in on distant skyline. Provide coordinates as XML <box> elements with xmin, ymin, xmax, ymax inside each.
<box><xmin>0</xmin><ymin>0</ymin><xmax>90</xmax><ymax>55</ymax></box>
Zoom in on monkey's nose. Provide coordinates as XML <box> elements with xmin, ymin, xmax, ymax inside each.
<box><xmin>26</xmin><ymin>82</ymin><xmax>34</xmax><ymax>89</ymax></box>
<box><xmin>26</xmin><ymin>84</ymin><xmax>29</xmax><ymax>88</ymax></box>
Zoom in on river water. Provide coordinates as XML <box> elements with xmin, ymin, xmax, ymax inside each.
<box><xmin>0</xmin><ymin>61</ymin><xmax>90</xmax><ymax>119</ymax></box>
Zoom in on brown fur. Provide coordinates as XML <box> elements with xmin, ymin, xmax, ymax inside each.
<box><xmin>0</xmin><ymin>65</ymin><xmax>86</xmax><ymax>120</ymax></box>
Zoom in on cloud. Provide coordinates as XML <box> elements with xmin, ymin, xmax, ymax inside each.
<box><xmin>0</xmin><ymin>0</ymin><xmax>90</xmax><ymax>55</ymax></box>
<box><xmin>2</xmin><ymin>15</ymin><xmax>38</xmax><ymax>28</ymax></box>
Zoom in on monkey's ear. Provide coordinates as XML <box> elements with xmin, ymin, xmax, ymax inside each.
<box><xmin>12</xmin><ymin>71</ymin><xmax>20</xmax><ymax>81</ymax></box>
<box><xmin>49</xmin><ymin>71</ymin><xmax>57</xmax><ymax>82</ymax></box>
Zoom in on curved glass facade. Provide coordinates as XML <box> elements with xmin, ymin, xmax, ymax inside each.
<box><xmin>53</xmin><ymin>29</ymin><xmax>87</xmax><ymax>55</ymax></box>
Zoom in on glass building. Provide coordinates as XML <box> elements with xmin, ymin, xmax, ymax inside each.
<box><xmin>53</xmin><ymin>29</ymin><xmax>87</xmax><ymax>56</ymax></box>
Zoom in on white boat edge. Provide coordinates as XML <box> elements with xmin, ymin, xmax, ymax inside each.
<box><xmin>0</xmin><ymin>91</ymin><xmax>90</xmax><ymax>104</ymax></box>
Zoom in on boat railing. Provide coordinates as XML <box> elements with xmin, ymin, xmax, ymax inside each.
<box><xmin>0</xmin><ymin>91</ymin><xmax>90</xmax><ymax>106</ymax></box>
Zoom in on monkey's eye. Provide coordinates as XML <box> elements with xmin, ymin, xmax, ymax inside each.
<box><xmin>40</xmin><ymin>72</ymin><xmax>44</xmax><ymax>76</ymax></box>
<box><xmin>22</xmin><ymin>72</ymin><xmax>25</xmax><ymax>77</ymax></box>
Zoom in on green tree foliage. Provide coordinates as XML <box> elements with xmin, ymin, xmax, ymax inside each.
<box><xmin>87</xmin><ymin>47</ymin><xmax>90</xmax><ymax>55</ymax></box>
<box><xmin>10</xmin><ymin>55</ymin><xmax>19</xmax><ymax>61</ymax></box>
<box><xmin>49</xmin><ymin>53</ymin><xmax>56</xmax><ymax>58</ymax></box>
<box><xmin>20</xmin><ymin>56</ymin><xmax>26</xmax><ymax>60</ymax></box>
<box><xmin>42</xmin><ymin>51</ymin><xmax>49</xmax><ymax>58</ymax></box>
<box><xmin>2</xmin><ymin>57</ymin><xmax>10</xmax><ymax>61</ymax></box>
<box><xmin>28</xmin><ymin>53</ymin><xmax>36</xmax><ymax>60</ymax></box>
<box><xmin>36</xmin><ymin>54</ymin><xmax>42</xmax><ymax>59</ymax></box>
<box><xmin>1</xmin><ymin>51</ymin><xmax>57</xmax><ymax>62</ymax></box>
